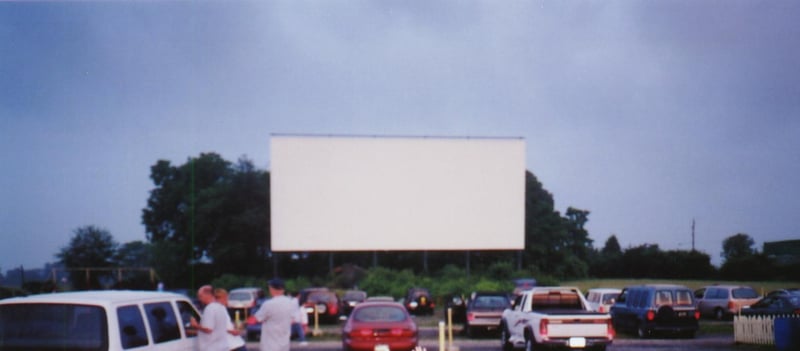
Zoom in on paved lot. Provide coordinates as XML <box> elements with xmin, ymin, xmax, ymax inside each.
<box><xmin>245</xmin><ymin>329</ymin><xmax>769</xmax><ymax>351</ymax></box>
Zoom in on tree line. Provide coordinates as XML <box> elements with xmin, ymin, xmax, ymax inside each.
<box><xmin>50</xmin><ymin>152</ymin><xmax>795</xmax><ymax>291</ymax></box>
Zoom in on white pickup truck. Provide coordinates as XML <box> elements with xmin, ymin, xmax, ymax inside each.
<box><xmin>500</xmin><ymin>287</ymin><xmax>614</xmax><ymax>351</ymax></box>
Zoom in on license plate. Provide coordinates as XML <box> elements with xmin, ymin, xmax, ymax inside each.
<box><xmin>374</xmin><ymin>344</ymin><xmax>390</xmax><ymax>351</ymax></box>
<box><xmin>568</xmin><ymin>337</ymin><xmax>586</xmax><ymax>348</ymax></box>
<box><xmin>677</xmin><ymin>311</ymin><xmax>687</xmax><ymax>317</ymax></box>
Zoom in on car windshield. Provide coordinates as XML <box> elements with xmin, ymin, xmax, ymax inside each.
<box><xmin>308</xmin><ymin>292</ymin><xmax>335</xmax><ymax>303</ymax></box>
<box><xmin>601</xmin><ymin>293</ymin><xmax>618</xmax><ymax>304</ymax></box>
<box><xmin>353</xmin><ymin>306</ymin><xmax>408</xmax><ymax>322</ymax></box>
<box><xmin>344</xmin><ymin>291</ymin><xmax>367</xmax><ymax>301</ymax></box>
<box><xmin>0</xmin><ymin>303</ymin><xmax>108</xmax><ymax>351</ymax></box>
<box><xmin>230</xmin><ymin>292</ymin><xmax>254</xmax><ymax>301</ymax></box>
<box><xmin>471</xmin><ymin>296</ymin><xmax>509</xmax><ymax>309</ymax></box>
<box><xmin>732</xmin><ymin>288</ymin><xmax>759</xmax><ymax>299</ymax></box>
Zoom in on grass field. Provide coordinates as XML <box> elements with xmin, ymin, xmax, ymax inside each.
<box><xmin>560</xmin><ymin>278</ymin><xmax>799</xmax><ymax>295</ymax></box>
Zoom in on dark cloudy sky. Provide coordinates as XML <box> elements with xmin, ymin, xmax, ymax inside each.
<box><xmin>2</xmin><ymin>1</ymin><xmax>798</xmax><ymax>272</ymax></box>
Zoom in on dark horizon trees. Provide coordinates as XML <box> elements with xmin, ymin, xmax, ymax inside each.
<box><xmin>52</xmin><ymin>152</ymin><xmax>786</xmax><ymax>290</ymax></box>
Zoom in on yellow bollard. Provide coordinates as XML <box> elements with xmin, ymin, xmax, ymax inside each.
<box><xmin>312</xmin><ymin>305</ymin><xmax>322</xmax><ymax>336</ymax></box>
<box><xmin>447</xmin><ymin>308</ymin><xmax>453</xmax><ymax>348</ymax></box>
<box><xmin>439</xmin><ymin>321</ymin><xmax>445</xmax><ymax>351</ymax></box>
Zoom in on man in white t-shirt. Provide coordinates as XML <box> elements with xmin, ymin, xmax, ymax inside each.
<box><xmin>254</xmin><ymin>278</ymin><xmax>297</xmax><ymax>351</ymax></box>
<box><xmin>190</xmin><ymin>285</ymin><xmax>230</xmax><ymax>351</ymax></box>
<box><xmin>214</xmin><ymin>288</ymin><xmax>247</xmax><ymax>351</ymax></box>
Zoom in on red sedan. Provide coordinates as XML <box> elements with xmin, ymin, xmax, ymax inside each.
<box><xmin>342</xmin><ymin>300</ymin><xmax>418</xmax><ymax>351</ymax></box>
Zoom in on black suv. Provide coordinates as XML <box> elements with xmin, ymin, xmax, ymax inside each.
<box><xmin>610</xmin><ymin>284</ymin><xmax>699</xmax><ymax>338</ymax></box>
<box><xmin>404</xmin><ymin>287</ymin><xmax>435</xmax><ymax>315</ymax></box>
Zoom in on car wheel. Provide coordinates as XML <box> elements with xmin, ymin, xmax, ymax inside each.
<box><xmin>592</xmin><ymin>346</ymin><xmax>607</xmax><ymax>351</ymax></box>
<box><xmin>501</xmin><ymin>324</ymin><xmax>513</xmax><ymax>351</ymax></box>
<box><xmin>637</xmin><ymin>323</ymin><xmax>649</xmax><ymax>339</ymax></box>
<box><xmin>524</xmin><ymin>333</ymin><xmax>536</xmax><ymax>351</ymax></box>
<box><xmin>714</xmin><ymin>308</ymin><xmax>725</xmax><ymax>321</ymax></box>
<box><xmin>466</xmin><ymin>324</ymin><xmax>475</xmax><ymax>338</ymax></box>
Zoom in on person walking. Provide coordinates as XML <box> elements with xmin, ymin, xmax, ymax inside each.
<box><xmin>214</xmin><ymin>288</ymin><xmax>248</xmax><ymax>351</ymax></box>
<box><xmin>253</xmin><ymin>278</ymin><xmax>297</xmax><ymax>351</ymax></box>
<box><xmin>190</xmin><ymin>285</ymin><xmax>229</xmax><ymax>351</ymax></box>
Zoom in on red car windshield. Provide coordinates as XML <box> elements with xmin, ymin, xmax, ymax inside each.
<box><xmin>353</xmin><ymin>306</ymin><xmax>408</xmax><ymax>322</ymax></box>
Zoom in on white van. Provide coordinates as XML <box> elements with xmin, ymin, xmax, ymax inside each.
<box><xmin>0</xmin><ymin>290</ymin><xmax>200</xmax><ymax>351</ymax></box>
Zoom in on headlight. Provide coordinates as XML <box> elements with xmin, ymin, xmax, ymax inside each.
<box><xmin>409</xmin><ymin>301</ymin><xmax>419</xmax><ymax>308</ymax></box>
<box><xmin>348</xmin><ymin>301</ymin><xmax>357</xmax><ymax>307</ymax></box>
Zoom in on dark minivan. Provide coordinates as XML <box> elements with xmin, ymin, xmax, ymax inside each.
<box><xmin>610</xmin><ymin>284</ymin><xmax>699</xmax><ymax>338</ymax></box>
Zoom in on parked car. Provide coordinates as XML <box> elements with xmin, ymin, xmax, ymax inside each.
<box><xmin>404</xmin><ymin>287</ymin><xmax>435</xmax><ymax>315</ymax></box>
<box><xmin>741</xmin><ymin>294</ymin><xmax>800</xmax><ymax>316</ymax></box>
<box><xmin>0</xmin><ymin>290</ymin><xmax>200</xmax><ymax>351</ymax></box>
<box><xmin>463</xmin><ymin>291</ymin><xmax>511</xmax><ymax>337</ymax></box>
<box><xmin>586</xmin><ymin>288</ymin><xmax>621</xmax><ymax>313</ymax></box>
<box><xmin>342</xmin><ymin>300</ymin><xmax>418</xmax><ymax>351</ymax></box>
<box><xmin>303</xmin><ymin>289</ymin><xmax>340</xmax><ymax>323</ymax></box>
<box><xmin>341</xmin><ymin>290</ymin><xmax>368</xmax><ymax>316</ymax></box>
<box><xmin>442</xmin><ymin>293</ymin><xmax>467</xmax><ymax>323</ymax></box>
<box><xmin>766</xmin><ymin>288</ymin><xmax>800</xmax><ymax>297</ymax></box>
<box><xmin>228</xmin><ymin>287</ymin><xmax>265</xmax><ymax>310</ymax></box>
<box><xmin>511</xmin><ymin>278</ymin><xmax>537</xmax><ymax>296</ymax></box>
<box><xmin>610</xmin><ymin>284</ymin><xmax>699</xmax><ymax>338</ymax></box>
<box><xmin>694</xmin><ymin>285</ymin><xmax>761</xmax><ymax>320</ymax></box>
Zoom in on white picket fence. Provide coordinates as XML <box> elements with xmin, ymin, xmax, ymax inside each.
<box><xmin>734</xmin><ymin>314</ymin><xmax>800</xmax><ymax>345</ymax></box>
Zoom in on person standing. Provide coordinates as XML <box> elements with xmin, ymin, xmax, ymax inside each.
<box><xmin>214</xmin><ymin>288</ymin><xmax>247</xmax><ymax>351</ymax></box>
<box><xmin>190</xmin><ymin>285</ymin><xmax>229</xmax><ymax>351</ymax></box>
<box><xmin>290</xmin><ymin>292</ymin><xmax>308</xmax><ymax>346</ymax></box>
<box><xmin>253</xmin><ymin>278</ymin><xmax>297</xmax><ymax>351</ymax></box>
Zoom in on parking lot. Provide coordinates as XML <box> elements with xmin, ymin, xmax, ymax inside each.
<box><xmin>243</xmin><ymin>314</ymin><xmax>768</xmax><ymax>351</ymax></box>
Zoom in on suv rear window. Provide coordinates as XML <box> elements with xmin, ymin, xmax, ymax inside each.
<box><xmin>0</xmin><ymin>303</ymin><xmax>108</xmax><ymax>351</ymax></box>
<box><xmin>732</xmin><ymin>288</ymin><xmax>759</xmax><ymax>299</ymax></box>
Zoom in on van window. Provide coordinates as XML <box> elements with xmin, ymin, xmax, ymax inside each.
<box><xmin>144</xmin><ymin>302</ymin><xmax>181</xmax><ymax>343</ymax></box>
<box><xmin>177</xmin><ymin>300</ymin><xmax>200</xmax><ymax>337</ymax></box>
<box><xmin>118</xmin><ymin>304</ymin><xmax>149</xmax><ymax>349</ymax></box>
<box><xmin>0</xmin><ymin>303</ymin><xmax>108</xmax><ymax>351</ymax></box>
<box><xmin>602</xmin><ymin>293</ymin><xmax>618</xmax><ymax>304</ymax></box>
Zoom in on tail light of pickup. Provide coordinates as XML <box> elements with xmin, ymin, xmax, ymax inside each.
<box><xmin>539</xmin><ymin>319</ymin><xmax>549</xmax><ymax>341</ymax></box>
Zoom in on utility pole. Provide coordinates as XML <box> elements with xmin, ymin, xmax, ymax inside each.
<box><xmin>692</xmin><ymin>218</ymin><xmax>694</xmax><ymax>252</ymax></box>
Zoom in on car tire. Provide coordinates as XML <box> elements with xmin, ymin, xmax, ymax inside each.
<box><xmin>592</xmin><ymin>346</ymin><xmax>607</xmax><ymax>351</ymax></box>
<box><xmin>524</xmin><ymin>333</ymin><xmax>537</xmax><ymax>351</ymax></box>
<box><xmin>714</xmin><ymin>308</ymin><xmax>725</xmax><ymax>321</ymax></box>
<box><xmin>501</xmin><ymin>323</ymin><xmax>513</xmax><ymax>351</ymax></box>
<box><xmin>637</xmin><ymin>322</ymin><xmax>650</xmax><ymax>339</ymax></box>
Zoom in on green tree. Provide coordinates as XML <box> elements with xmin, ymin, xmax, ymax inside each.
<box><xmin>141</xmin><ymin>153</ymin><xmax>271</xmax><ymax>286</ymax></box>
<box><xmin>721</xmin><ymin>233</ymin><xmax>755</xmax><ymax>262</ymax></box>
<box><xmin>522</xmin><ymin>171</ymin><xmax>591</xmax><ymax>279</ymax></box>
<box><xmin>56</xmin><ymin>225</ymin><xmax>118</xmax><ymax>290</ymax></box>
<box><xmin>601</xmin><ymin>235</ymin><xmax>622</xmax><ymax>256</ymax></box>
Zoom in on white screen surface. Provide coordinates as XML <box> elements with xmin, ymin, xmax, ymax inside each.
<box><xmin>270</xmin><ymin>135</ymin><xmax>525</xmax><ymax>251</ymax></box>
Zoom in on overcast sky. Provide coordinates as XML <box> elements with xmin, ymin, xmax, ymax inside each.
<box><xmin>2</xmin><ymin>1</ymin><xmax>798</xmax><ymax>273</ymax></box>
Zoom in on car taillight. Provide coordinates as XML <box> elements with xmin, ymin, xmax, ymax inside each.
<box><xmin>646</xmin><ymin>310</ymin><xmax>655</xmax><ymax>321</ymax></box>
<box><xmin>539</xmin><ymin>319</ymin><xmax>549</xmax><ymax>341</ymax></box>
<box><xmin>728</xmin><ymin>301</ymin><xmax>736</xmax><ymax>311</ymax></box>
<box><xmin>598</xmin><ymin>305</ymin><xmax>606</xmax><ymax>313</ymax></box>
<box><xmin>390</xmin><ymin>328</ymin><xmax>415</xmax><ymax>337</ymax></box>
<box><xmin>246</xmin><ymin>316</ymin><xmax>258</xmax><ymax>326</ymax></box>
<box><xmin>606</xmin><ymin>319</ymin><xmax>615</xmax><ymax>340</ymax></box>
<box><xmin>694</xmin><ymin>311</ymin><xmax>701</xmax><ymax>320</ymax></box>
<box><xmin>467</xmin><ymin>313</ymin><xmax>475</xmax><ymax>322</ymax></box>
<box><xmin>329</xmin><ymin>303</ymin><xmax>338</xmax><ymax>315</ymax></box>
